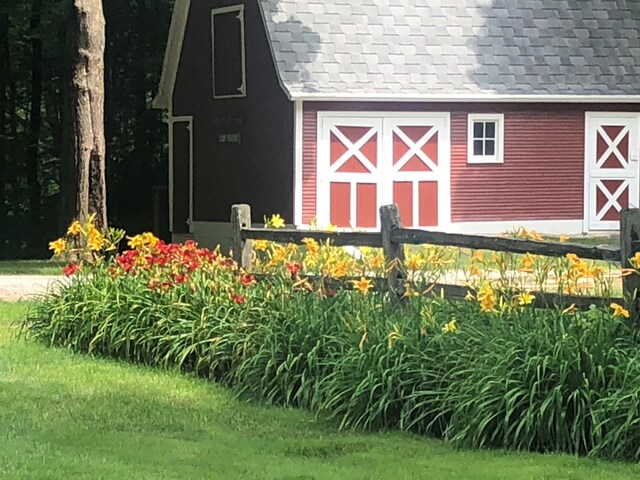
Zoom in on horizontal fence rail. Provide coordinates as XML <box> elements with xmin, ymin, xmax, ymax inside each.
<box><xmin>231</xmin><ymin>204</ymin><xmax>640</xmax><ymax>320</ymax></box>
<box><xmin>241</xmin><ymin>228</ymin><xmax>383</xmax><ymax>248</ymax></box>
<box><xmin>392</xmin><ymin>228</ymin><xmax>621</xmax><ymax>262</ymax></box>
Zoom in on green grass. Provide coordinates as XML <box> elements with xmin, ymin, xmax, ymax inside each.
<box><xmin>3</xmin><ymin>303</ymin><xmax>640</xmax><ymax>479</ymax></box>
<box><xmin>0</xmin><ymin>260</ymin><xmax>63</xmax><ymax>275</ymax></box>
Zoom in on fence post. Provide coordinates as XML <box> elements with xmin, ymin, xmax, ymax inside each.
<box><xmin>380</xmin><ymin>204</ymin><xmax>405</xmax><ymax>298</ymax></box>
<box><xmin>620</xmin><ymin>208</ymin><xmax>640</xmax><ymax>324</ymax></box>
<box><xmin>231</xmin><ymin>204</ymin><xmax>253</xmax><ymax>269</ymax></box>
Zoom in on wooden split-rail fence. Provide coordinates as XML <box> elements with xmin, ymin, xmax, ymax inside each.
<box><xmin>230</xmin><ymin>204</ymin><xmax>640</xmax><ymax>319</ymax></box>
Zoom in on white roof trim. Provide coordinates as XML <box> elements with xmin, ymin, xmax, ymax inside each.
<box><xmin>153</xmin><ymin>0</ymin><xmax>192</xmax><ymax>110</ymax></box>
<box><xmin>289</xmin><ymin>92</ymin><xmax>640</xmax><ymax>103</ymax></box>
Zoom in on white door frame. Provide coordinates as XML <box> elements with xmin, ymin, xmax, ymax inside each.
<box><xmin>584</xmin><ymin>112</ymin><xmax>640</xmax><ymax>232</ymax></box>
<box><xmin>168</xmin><ymin>116</ymin><xmax>194</xmax><ymax>233</ymax></box>
<box><xmin>317</xmin><ymin>111</ymin><xmax>451</xmax><ymax>230</ymax></box>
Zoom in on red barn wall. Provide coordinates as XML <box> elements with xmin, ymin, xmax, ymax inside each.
<box><xmin>172</xmin><ymin>0</ymin><xmax>294</xmax><ymax>225</ymax></box>
<box><xmin>302</xmin><ymin>102</ymin><xmax>640</xmax><ymax>225</ymax></box>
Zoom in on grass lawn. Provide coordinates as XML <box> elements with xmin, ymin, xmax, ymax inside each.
<box><xmin>0</xmin><ymin>260</ymin><xmax>63</xmax><ymax>276</ymax></box>
<box><xmin>2</xmin><ymin>303</ymin><xmax>640</xmax><ymax>480</ymax></box>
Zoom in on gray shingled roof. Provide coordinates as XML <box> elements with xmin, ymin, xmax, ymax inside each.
<box><xmin>258</xmin><ymin>0</ymin><xmax>640</xmax><ymax>99</ymax></box>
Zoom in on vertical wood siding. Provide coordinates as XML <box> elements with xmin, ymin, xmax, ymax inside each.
<box><xmin>173</xmin><ymin>0</ymin><xmax>294</xmax><ymax>224</ymax></box>
<box><xmin>302</xmin><ymin>102</ymin><xmax>640</xmax><ymax>225</ymax></box>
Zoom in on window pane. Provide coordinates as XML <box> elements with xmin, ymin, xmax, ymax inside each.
<box><xmin>473</xmin><ymin>122</ymin><xmax>484</xmax><ymax>138</ymax></box>
<box><xmin>485</xmin><ymin>140</ymin><xmax>496</xmax><ymax>156</ymax></box>
<box><xmin>474</xmin><ymin>140</ymin><xmax>484</xmax><ymax>156</ymax></box>
<box><xmin>213</xmin><ymin>10</ymin><xmax>244</xmax><ymax>97</ymax></box>
<box><xmin>485</xmin><ymin>121</ymin><xmax>496</xmax><ymax>139</ymax></box>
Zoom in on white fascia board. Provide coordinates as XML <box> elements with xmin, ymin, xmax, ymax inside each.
<box><xmin>288</xmin><ymin>92</ymin><xmax>640</xmax><ymax>104</ymax></box>
<box><xmin>153</xmin><ymin>0</ymin><xmax>192</xmax><ymax>110</ymax></box>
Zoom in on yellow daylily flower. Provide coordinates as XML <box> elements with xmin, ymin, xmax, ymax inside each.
<box><xmin>610</xmin><ymin>303</ymin><xmax>630</xmax><ymax>319</ymax></box>
<box><xmin>267</xmin><ymin>214</ymin><xmax>286</xmax><ymax>229</ymax></box>
<box><xmin>442</xmin><ymin>319</ymin><xmax>458</xmax><ymax>333</ymax></box>
<box><xmin>48</xmin><ymin>238</ymin><xmax>67</xmax><ymax>256</ymax></box>
<box><xmin>477</xmin><ymin>283</ymin><xmax>497</xmax><ymax>312</ymax></box>
<box><xmin>351</xmin><ymin>277</ymin><xmax>374</xmax><ymax>295</ymax></box>
<box><xmin>519</xmin><ymin>253</ymin><xmax>535</xmax><ymax>272</ymax></box>
<box><xmin>404</xmin><ymin>254</ymin><xmax>423</xmax><ymax>270</ymax></box>
<box><xmin>301</xmin><ymin>237</ymin><xmax>320</xmax><ymax>255</ymax></box>
<box><xmin>87</xmin><ymin>232</ymin><xmax>105</xmax><ymax>251</ymax></box>
<box><xmin>528</xmin><ymin>230</ymin><xmax>543</xmax><ymax>241</ymax></box>
<box><xmin>253</xmin><ymin>239</ymin><xmax>269</xmax><ymax>251</ymax></box>
<box><xmin>471</xmin><ymin>251</ymin><xmax>485</xmax><ymax>263</ymax></box>
<box><xmin>559</xmin><ymin>234</ymin><xmax>570</xmax><ymax>243</ymax></box>
<box><xmin>329</xmin><ymin>261</ymin><xmax>349</xmax><ymax>278</ymax></box>
<box><xmin>517</xmin><ymin>291</ymin><xmax>535</xmax><ymax>306</ymax></box>
<box><xmin>66</xmin><ymin>221</ymin><xmax>83</xmax><ymax>236</ymax></box>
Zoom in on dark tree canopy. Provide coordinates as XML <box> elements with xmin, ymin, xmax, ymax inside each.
<box><xmin>0</xmin><ymin>0</ymin><xmax>173</xmax><ymax>258</ymax></box>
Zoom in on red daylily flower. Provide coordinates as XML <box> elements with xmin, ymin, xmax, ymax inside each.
<box><xmin>232</xmin><ymin>292</ymin><xmax>246</xmax><ymax>304</ymax></box>
<box><xmin>286</xmin><ymin>262</ymin><xmax>301</xmax><ymax>277</ymax></box>
<box><xmin>173</xmin><ymin>273</ymin><xmax>189</xmax><ymax>285</ymax></box>
<box><xmin>62</xmin><ymin>263</ymin><xmax>80</xmax><ymax>277</ymax></box>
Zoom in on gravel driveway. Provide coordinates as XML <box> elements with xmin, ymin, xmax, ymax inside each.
<box><xmin>0</xmin><ymin>276</ymin><xmax>62</xmax><ymax>302</ymax></box>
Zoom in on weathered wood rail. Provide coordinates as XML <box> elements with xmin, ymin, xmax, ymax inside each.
<box><xmin>231</xmin><ymin>204</ymin><xmax>640</xmax><ymax>317</ymax></box>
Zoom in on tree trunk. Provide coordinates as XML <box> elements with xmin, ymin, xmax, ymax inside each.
<box><xmin>61</xmin><ymin>0</ymin><xmax>107</xmax><ymax>231</ymax></box>
<box><xmin>26</xmin><ymin>0</ymin><xmax>43</xmax><ymax>245</ymax></box>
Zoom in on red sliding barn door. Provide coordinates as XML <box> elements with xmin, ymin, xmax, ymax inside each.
<box><xmin>321</xmin><ymin>119</ymin><xmax>382</xmax><ymax>228</ymax></box>
<box><xmin>319</xmin><ymin>114</ymin><xmax>450</xmax><ymax>230</ymax></box>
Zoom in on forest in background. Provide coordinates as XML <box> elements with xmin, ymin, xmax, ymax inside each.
<box><xmin>0</xmin><ymin>0</ymin><xmax>173</xmax><ymax>259</ymax></box>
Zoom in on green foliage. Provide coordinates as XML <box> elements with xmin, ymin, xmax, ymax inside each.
<box><xmin>21</xmin><ymin>247</ymin><xmax>640</xmax><ymax>464</ymax></box>
<box><xmin>5</xmin><ymin>303</ymin><xmax>640</xmax><ymax>479</ymax></box>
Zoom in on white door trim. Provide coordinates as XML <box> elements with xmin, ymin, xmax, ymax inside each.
<box><xmin>317</xmin><ymin>111</ymin><xmax>451</xmax><ymax>230</ymax></box>
<box><xmin>168</xmin><ymin>116</ymin><xmax>194</xmax><ymax>233</ymax></box>
<box><xmin>584</xmin><ymin>112</ymin><xmax>640</xmax><ymax>232</ymax></box>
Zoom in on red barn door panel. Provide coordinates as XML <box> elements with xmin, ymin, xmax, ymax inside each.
<box><xmin>385</xmin><ymin>119</ymin><xmax>447</xmax><ymax>228</ymax></box>
<box><xmin>322</xmin><ymin>119</ymin><xmax>382</xmax><ymax>228</ymax></box>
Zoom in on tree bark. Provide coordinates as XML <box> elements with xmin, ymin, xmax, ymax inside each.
<box><xmin>26</xmin><ymin>0</ymin><xmax>43</xmax><ymax>242</ymax></box>
<box><xmin>61</xmin><ymin>0</ymin><xmax>107</xmax><ymax>230</ymax></box>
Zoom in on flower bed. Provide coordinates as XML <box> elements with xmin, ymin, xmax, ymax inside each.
<box><xmin>21</xmin><ymin>216</ymin><xmax>640</xmax><ymax>462</ymax></box>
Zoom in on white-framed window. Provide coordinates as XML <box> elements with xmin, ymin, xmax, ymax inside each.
<box><xmin>211</xmin><ymin>5</ymin><xmax>246</xmax><ymax>99</ymax></box>
<box><xmin>467</xmin><ymin>114</ymin><xmax>504</xmax><ymax>164</ymax></box>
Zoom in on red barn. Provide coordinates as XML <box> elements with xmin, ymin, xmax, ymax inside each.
<box><xmin>154</xmin><ymin>0</ymin><xmax>640</xmax><ymax>247</ymax></box>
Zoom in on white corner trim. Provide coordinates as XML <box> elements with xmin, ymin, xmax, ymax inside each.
<box><xmin>291</xmin><ymin>92</ymin><xmax>640</xmax><ymax>104</ymax></box>
<box><xmin>583</xmin><ymin>112</ymin><xmax>592</xmax><ymax>234</ymax></box>
<box><xmin>211</xmin><ymin>5</ymin><xmax>247</xmax><ymax>99</ymax></box>
<box><xmin>168</xmin><ymin>116</ymin><xmax>194</xmax><ymax>233</ymax></box>
<box><xmin>293</xmin><ymin>101</ymin><xmax>304</xmax><ymax>225</ymax></box>
<box><xmin>153</xmin><ymin>0</ymin><xmax>191</xmax><ymax>110</ymax></box>
<box><xmin>448</xmin><ymin>219</ymin><xmax>585</xmax><ymax>235</ymax></box>
<box><xmin>467</xmin><ymin>113</ymin><xmax>504</xmax><ymax>164</ymax></box>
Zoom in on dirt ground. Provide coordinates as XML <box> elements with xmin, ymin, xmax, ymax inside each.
<box><xmin>0</xmin><ymin>276</ymin><xmax>62</xmax><ymax>302</ymax></box>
